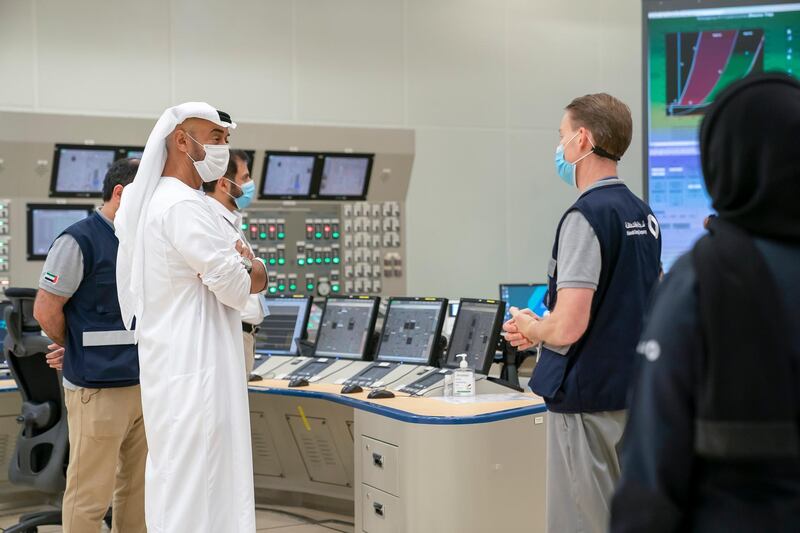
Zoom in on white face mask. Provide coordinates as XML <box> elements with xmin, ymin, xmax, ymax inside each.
<box><xmin>185</xmin><ymin>132</ymin><xmax>230</xmax><ymax>183</ymax></box>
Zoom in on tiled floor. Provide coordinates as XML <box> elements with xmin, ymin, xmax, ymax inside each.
<box><xmin>0</xmin><ymin>505</ymin><xmax>355</xmax><ymax>532</ymax></box>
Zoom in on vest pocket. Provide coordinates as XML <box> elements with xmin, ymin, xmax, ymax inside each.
<box><xmin>529</xmin><ymin>346</ymin><xmax>569</xmax><ymax>399</ymax></box>
<box><xmin>95</xmin><ymin>277</ymin><xmax>118</xmax><ymax>315</ymax></box>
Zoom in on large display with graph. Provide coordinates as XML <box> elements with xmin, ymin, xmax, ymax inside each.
<box><xmin>644</xmin><ymin>1</ymin><xmax>800</xmax><ymax>269</ymax></box>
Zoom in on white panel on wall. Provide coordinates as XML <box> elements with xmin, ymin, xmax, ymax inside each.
<box><xmin>171</xmin><ymin>0</ymin><xmax>294</xmax><ymax>123</ymax></box>
<box><xmin>507</xmin><ymin>0</ymin><xmax>606</xmax><ymax>130</ymax></box>
<box><xmin>0</xmin><ymin>0</ymin><xmax>36</xmax><ymax>108</ymax></box>
<box><xmin>295</xmin><ymin>0</ymin><xmax>404</xmax><ymax>125</ymax></box>
<box><xmin>406</xmin><ymin>0</ymin><xmax>506</xmax><ymax>128</ymax></box>
<box><xmin>36</xmin><ymin>0</ymin><xmax>171</xmax><ymax>115</ymax></box>
<box><xmin>599</xmin><ymin>0</ymin><xmax>643</xmax><ymax>197</ymax></box>
<box><xmin>405</xmin><ymin>128</ymin><xmax>507</xmax><ymax>298</ymax></box>
<box><xmin>504</xmin><ymin>129</ymin><xmax>575</xmax><ymax>283</ymax></box>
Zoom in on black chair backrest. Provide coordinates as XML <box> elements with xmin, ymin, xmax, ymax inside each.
<box><xmin>3</xmin><ymin>287</ymin><xmax>67</xmax><ymax>494</ymax></box>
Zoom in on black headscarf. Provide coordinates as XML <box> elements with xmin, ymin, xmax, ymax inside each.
<box><xmin>699</xmin><ymin>72</ymin><xmax>800</xmax><ymax>240</ymax></box>
<box><xmin>692</xmin><ymin>73</ymin><xmax>800</xmax><ymax>460</ymax></box>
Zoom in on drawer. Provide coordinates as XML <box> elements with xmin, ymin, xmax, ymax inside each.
<box><xmin>361</xmin><ymin>436</ymin><xmax>399</xmax><ymax>496</ymax></box>
<box><xmin>362</xmin><ymin>484</ymin><xmax>402</xmax><ymax>533</ymax></box>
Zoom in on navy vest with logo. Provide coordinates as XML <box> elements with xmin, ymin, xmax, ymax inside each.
<box><xmin>529</xmin><ymin>180</ymin><xmax>661</xmax><ymax>413</ymax></box>
<box><xmin>61</xmin><ymin>211</ymin><xmax>139</xmax><ymax>388</ymax></box>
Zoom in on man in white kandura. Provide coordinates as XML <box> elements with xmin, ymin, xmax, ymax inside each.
<box><xmin>115</xmin><ymin>102</ymin><xmax>268</xmax><ymax>533</ymax></box>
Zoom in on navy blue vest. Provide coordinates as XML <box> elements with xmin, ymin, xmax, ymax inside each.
<box><xmin>530</xmin><ymin>180</ymin><xmax>661</xmax><ymax>413</ymax></box>
<box><xmin>61</xmin><ymin>211</ymin><xmax>139</xmax><ymax>388</ymax></box>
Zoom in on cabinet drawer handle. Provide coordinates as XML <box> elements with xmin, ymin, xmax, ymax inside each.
<box><xmin>372</xmin><ymin>452</ymin><xmax>384</xmax><ymax>468</ymax></box>
<box><xmin>373</xmin><ymin>502</ymin><xmax>384</xmax><ymax>517</ymax></box>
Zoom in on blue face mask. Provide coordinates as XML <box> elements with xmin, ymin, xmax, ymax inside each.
<box><xmin>225</xmin><ymin>178</ymin><xmax>255</xmax><ymax>210</ymax></box>
<box><xmin>554</xmin><ymin>131</ymin><xmax>593</xmax><ymax>187</ymax></box>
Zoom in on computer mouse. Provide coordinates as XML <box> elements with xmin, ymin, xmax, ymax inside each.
<box><xmin>288</xmin><ymin>377</ymin><xmax>310</xmax><ymax>388</ymax></box>
<box><xmin>340</xmin><ymin>383</ymin><xmax>363</xmax><ymax>394</ymax></box>
<box><xmin>367</xmin><ymin>389</ymin><xmax>395</xmax><ymax>400</ymax></box>
<box><xmin>248</xmin><ymin>373</ymin><xmax>263</xmax><ymax>382</ymax></box>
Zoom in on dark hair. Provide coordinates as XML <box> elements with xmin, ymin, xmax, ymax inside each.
<box><xmin>201</xmin><ymin>149</ymin><xmax>251</xmax><ymax>193</ymax></box>
<box><xmin>565</xmin><ymin>93</ymin><xmax>633</xmax><ymax>160</ymax></box>
<box><xmin>102</xmin><ymin>157</ymin><xmax>139</xmax><ymax>201</ymax></box>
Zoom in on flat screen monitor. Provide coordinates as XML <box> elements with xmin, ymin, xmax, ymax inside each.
<box><xmin>125</xmin><ymin>148</ymin><xmax>144</xmax><ymax>159</ymax></box>
<box><xmin>317</xmin><ymin>154</ymin><xmax>373</xmax><ymax>200</ymax></box>
<box><xmin>27</xmin><ymin>204</ymin><xmax>95</xmax><ymax>260</ymax></box>
<box><xmin>305</xmin><ymin>301</ymin><xmax>325</xmax><ymax>343</ymax></box>
<box><xmin>50</xmin><ymin>144</ymin><xmax>118</xmax><ymax>197</ymax></box>
<box><xmin>260</xmin><ymin>152</ymin><xmax>317</xmax><ymax>199</ymax></box>
<box><xmin>376</xmin><ymin>297</ymin><xmax>447</xmax><ymax>365</ymax></box>
<box><xmin>255</xmin><ymin>296</ymin><xmax>312</xmax><ymax>355</ymax></box>
<box><xmin>644</xmin><ymin>1</ymin><xmax>800</xmax><ymax>269</ymax></box>
<box><xmin>445</xmin><ymin>298</ymin><xmax>505</xmax><ymax>374</ymax></box>
<box><xmin>499</xmin><ymin>283</ymin><xmax>548</xmax><ymax>321</ymax></box>
<box><xmin>313</xmin><ymin>296</ymin><xmax>379</xmax><ymax>360</ymax></box>
<box><xmin>0</xmin><ymin>301</ymin><xmax>10</xmax><ymax>360</ymax></box>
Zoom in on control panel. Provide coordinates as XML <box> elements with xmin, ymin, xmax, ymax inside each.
<box><xmin>241</xmin><ymin>200</ymin><xmax>404</xmax><ymax>298</ymax></box>
<box><xmin>0</xmin><ymin>199</ymin><xmax>10</xmax><ymax>290</ymax></box>
<box><xmin>0</xmin><ymin>110</ymin><xmax>413</xmax><ymax>297</ymax></box>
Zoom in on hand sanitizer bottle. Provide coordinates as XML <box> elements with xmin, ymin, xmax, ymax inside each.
<box><xmin>453</xmin><ymin>354</ymin><xmax>475</xmax><ymax>397</ymax></box>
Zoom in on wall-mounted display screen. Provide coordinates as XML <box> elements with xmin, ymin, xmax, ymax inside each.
<box><xmin>644</xmin><ymin>1</ymin><xmax>800</xmax><ymax>269</ymax></box>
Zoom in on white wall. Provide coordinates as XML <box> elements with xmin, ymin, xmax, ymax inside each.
<box><xmin>0</xmin><ymin>0</ymin><xmax>643</xmax><ymax>299</ymax></box>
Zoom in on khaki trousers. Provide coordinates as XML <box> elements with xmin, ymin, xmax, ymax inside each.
<box><xmin>243</xmin><ymin>330</ymin><xmax>256</xmax><ymax>377</ymax></box>
<box><xmin>63</xmin><ymin>385</ymin><xmax>148</xmax><ymax>533</ymax></box>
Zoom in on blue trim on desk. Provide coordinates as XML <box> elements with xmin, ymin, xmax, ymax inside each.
<box><xmin>248</xmin><ymin>386</ymin><xmax>547</xmax><ymax>425</ymax></box>
<box><xmin>0</xmin><ymin>381</ymin><xmax>547</xmax><ymax>425</ymax></box>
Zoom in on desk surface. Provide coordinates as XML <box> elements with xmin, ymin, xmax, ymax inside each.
<box><xmin>249</xmin><ymin>379</ymin><xmax>546</xmax><ymax>425</ymax></box>
<box><xmin>0</xmin><ymin>378</ymin><xmax>547</xmax><ymax>425</ymax></box>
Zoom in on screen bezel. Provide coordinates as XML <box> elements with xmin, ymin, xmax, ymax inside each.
<box><xmin>312</xmin><ymin>295</ymin><xmax>380</xmax><ymax>360</ymax></box>
<box><xmin>258</xmin><ymin>151</ymin><xmax>319</xmax><ymax>200</ymax></box>
<box><xmin>313</xmin><ymin>152</ymin><xmax>374</xmax><ymax>201</ymax></box>
<box><xmin>49</xmin><ymin>144</ymin><xmax>124</xmax><ymax>198</ymax></box>
<box><xmin>256</xmin><ymin>295</ymin><xmax>313</xmax><ymax>355</ymax></box>
<box><xmin>26</xmin><ymin>203</ymin><xmax>95</xmax><ymax>260</ymax></box>
<box><xmin>376</xmin><ymin>296</ymin><xmax>448</xmax><ymax>365</ymax></box>
<box><xmin>444</xmin><ymin>298</ymin><xmax>506</xmax><ymax>375</ymax></box>
<box><xmin>640</xmin><ymin>0</ymin><xmax>794</xmax><ymax>202</ymax></box>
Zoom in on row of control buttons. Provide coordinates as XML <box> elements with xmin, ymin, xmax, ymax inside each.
<box><xmin>266</xmin><ymin>271</ymin><xmax>342</xmax><ymax>295</ymax></box>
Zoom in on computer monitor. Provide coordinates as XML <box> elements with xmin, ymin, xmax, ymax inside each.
<box><xmin>499</xmin><ymin>283</ymin><xmax>548</xmax><ymax>321</ymax></box>
<box><xmin>254</xmin><ymin>295</ymin><xmax>312</xmax><ymax>355</ymax></box>
<box><xmin>316</xmin><ymin>154</ymin><xmax>373</xmax><ymax>200</ymax></box>
<box><xmin>0</xmin><ymin>300</ymin><xmax>10</xmax><ymax>363</ymax></box>
<box><xmin>305</xmin><ymin>301</ymin><xmax>325</xmax><ymax>343</ymax></box>
<box><xmin>445</xmin><ymin>298</ymin><xmax>505</xmax><ymax>374</ymax></box>
<box><xmin>376</xmin><ymin>297</ymin><xmax>448</xmax><ymax>365</ymax></box>
<box><xmin>27</xmin><ymin>204</ymin><xmax>95</xmax><ymax>260</ymax></box>
<box><xmin>259</xmin><ymin>151</ymin><xmax>317</xmax><ymax>199</ymax></box>
<box><xmin>124</xmin><ymin>148</ymin><xmax>144</xmax><ymax>159</ymax></box>
<box><xmin>644</xmin><ymin>1</ymin><xmax>800</xmax><ymax>269</ymax></box>
<box><xmin>313</xmin><ymin>296</ymin><xmax>380</xmax><ymax>360</ymax></box>
<box><xmin>50</xmin><ymin>144</ymin><xmax>119</xmax><ymax>198</ymax></box>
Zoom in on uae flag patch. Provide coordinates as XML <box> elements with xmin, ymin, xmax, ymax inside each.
<box><xmin>43</xmin><ymin>272</ymin><xmax>59</xmax><ymax>285</ymax></box>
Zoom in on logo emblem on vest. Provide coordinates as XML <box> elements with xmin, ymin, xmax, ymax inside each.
<box><xmin>647</xmin><ymin>214</ymin><xmax>660</xmax><ymax>239</ymax></box>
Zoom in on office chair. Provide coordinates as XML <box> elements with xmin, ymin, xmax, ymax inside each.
<box><xmin>2</xmin><ymin>288</ymin><xmax>67</xmax><ymax>532</ymax></box>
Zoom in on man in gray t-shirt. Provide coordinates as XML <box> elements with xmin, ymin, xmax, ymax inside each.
<box><xmin>503</xmin><ymin>94</ymin><xmax>645</xmax><ymax>533</ymax></box>
<box><xmin>33</xmin><ymin>158</ymin><xmax>147</xmax><ymax>533</ymax></box>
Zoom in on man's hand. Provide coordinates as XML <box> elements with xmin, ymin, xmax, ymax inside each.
<box><xmin>45</xmin><ymin>343</ymin><xmax>65</xmax><ymax>371</ymax></box>
<box><xmin>236</xmin><ymin>240</ymin><xmax>255</xmax><ymax>260</ymax></box>
<box><xmin>502</xmin><ymin>307</ymin><xmax>541</xmax><ymax>351</ymax></box>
